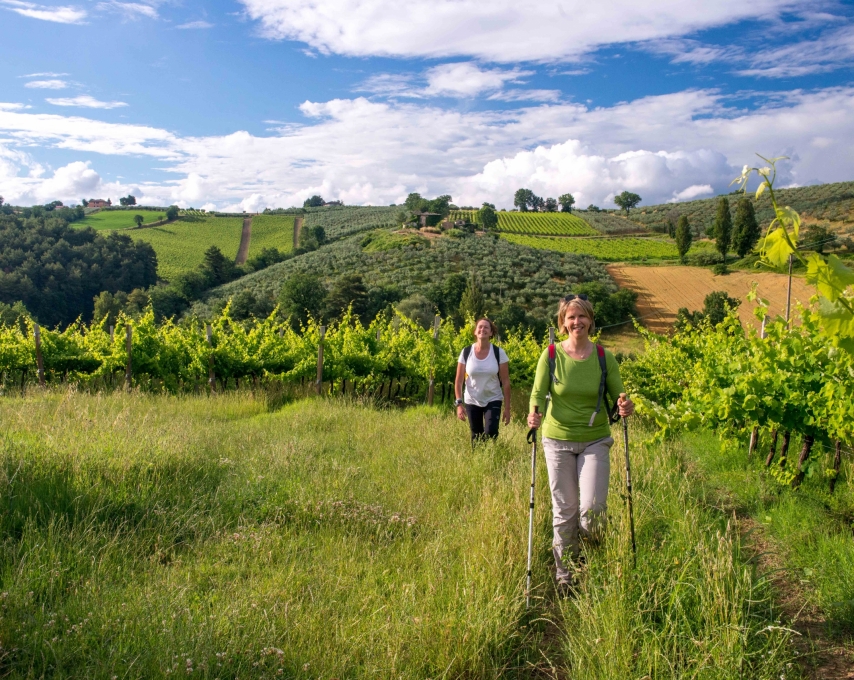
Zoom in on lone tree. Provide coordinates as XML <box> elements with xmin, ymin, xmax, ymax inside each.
<box><xmin>326</xmin><ymin>273</ymin><xmax>369</xmax><ymax>321</ymax></box>
<box><xmin>544</xmin><ymin>197</ymin><xmax>558</xmax><ymax>212</ymax></box>
<box><xmin>478</xmin><ymin>203</ymin><xmax>498</xmax><ymax>231</ymax></box>
<box><xmin>799</xmin><ymin>222</ymin><xmax>838</xmax><ymax>254</ymax></box>
<box><xmin>278</xmin><ymin>272</ymin><xmax>327</xmax><ymax>329</ymax></box>
<box><xmin>675</xmin><ymin>215</ymin><xmax>692</xmax><ymax>263</ymax></box>
<box><xmin>614</xmin><ymin>191</ymin><xmax>642</xmax><ymax>215</ymax></box>
<box><xmin>165</xmin><ymin>205</ymin><xmax>179</xmax><ymax>221</ymax></box>
<box><xmin>558</xmin><ymin>193</ymin><xmax>575</xmax><ymax>213</ymax></box>
<box><xmin>119</xmin><ymin>195</ymin><xmax>137</xmax><ymax>206</ymax></box>
<box><xmin>303</xmin><ymin>195</ymin><xmax>324</xmax><ymax>208</ymax></box>
<box><xmin>134</xmin><ymin>214</ymin><xmax>144</xmax><ymax>227</ymax></box>
<box><xmin>732</xmin><ymin>197</ymin><xmax>761</xmax><ymax>258</ymax></box>
<box><xmin>459</xmin><ymin>272</ymin><xmax>487</xmax><ymax>320</ymax></box>
<box><xmin>713</xmin><ymin>196</ymin><xmax>732</xmax><ymax>262</ymax></box>
<box><xmin>514</xmin><ymin>188</ymin><xmax>535</xmax><ymax>212</ymax></box>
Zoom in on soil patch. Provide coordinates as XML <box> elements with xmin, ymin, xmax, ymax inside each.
<box><xmin>293</xmin><ymin>216</ymin><xmax>303</xmax><ymax>249</ymax></box>
<box><xmin>235</xmin><ymin>217</ymin><xmax>252</xmax><ymax>265</ymax></box>
<box><xmin>607</xmin><ymin>265</ymin><xmax>815</xmax><ymax>333</ymax></box>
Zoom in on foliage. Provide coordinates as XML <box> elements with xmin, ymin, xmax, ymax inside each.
<box><xmin>478</xmin><ymin>203</ymin><xmax>498</xmax><ymax>231</ymax></box>
<box><xmin>459</xmin><ymin>272</ymin><xmax>487</xmax><ymax>320</ymax></box>
<box><xmin>514</xmin><ymin>188</ymin><xmax>535</xmax><ymax>211</ymax></box>
<box><xmin>714</xmin><ymin>196</ymin><xmax>733</xmax><ymax>263</ymax></box>
<box><xmin>558</xmin><ymin>193</ymin><xmax>575</xmax><ymax>213</ymax></box>
<box><xmin>799</xmin><ymin>221</ymin><xmax>838</xmax><ymax>255</ymax></box>
<box><xmin>303</xmin><ymin>205</ymin><xmax>398</xmax><ymax>239</ymax></box>
<box><xmin>624</xmin><ymin>180</ymin><xmax>854</xmax><ymax>234</ymax></box>
<box><xmin>166</xmin><ymin>205</ymin><xmax>179</xmax><ymax>221</ymax></box>
<box><xmin>0</xmin><ymin>212</ymin><xmax>157</xmax><ymax>328</ymax></box>
<box><xmin>732</xmin><ymin>157</ymin><xmax>854</xmax><ymax>351</ymax></box>
<box><xmin>613</xmin><ymin>191</ymin><xmax>642</xmax><ymax>215</ymax></box>
<box><xmin>576</xmin><ymin>210</ymin><xmax>646</xmax><ymax>234</ymax></box>
<box><xmin>304</xmin><ymin>194</ymin><xmax>325</xmax><ymax>207</ymax></box>
<box><xmin>194</xmin><ymin>232</ymin><xmax>616</xmax><ymax>329</ymax></box>
<box><xmin>360</xmin><ymin>229</ymin><xmax>426</xmax><ymax>252</ymax></box>
<box><xmin>278</xmin><ymin>273</ymin><xmax>328</xmax><ymax>329</ymax></box>
<box><xmin>119</xmin><ymin>194</ymin><xmax>137</xmax><ymax>206</ymax></box>
<box><xmin>675</xmin><ymin>215</ymin><xmax>692</xmax><ymax>262</ymax></box>
<box><xmin>732</xmin><ymin>197</ymin><xmax>760</xmax><ymax>258</ymax></box>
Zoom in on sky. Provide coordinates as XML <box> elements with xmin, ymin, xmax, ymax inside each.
<box><xmin>1</xmin><ymin>0</ymin><xmax>853</xmax><ymax>211</ymax></box>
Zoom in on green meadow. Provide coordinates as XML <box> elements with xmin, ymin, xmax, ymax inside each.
<box><xmin>76</xmin><ymin>209</ymin><xmax>167</xmax><ymax>231</ymax></box>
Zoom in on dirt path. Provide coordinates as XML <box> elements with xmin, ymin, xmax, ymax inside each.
<box><xmin>235</xmin><ymin>217</ymin><xmax>252</xmax><ymax>264</ymax></box>
<box><xmin>293</xmin><ymin>216</ymin><xmax>303</xmax><ymax>249</ymax></box>
<box><xmin>608</xmin><ymin>264</ymin><xmax>815</xmax><ymax>333</ymax></box>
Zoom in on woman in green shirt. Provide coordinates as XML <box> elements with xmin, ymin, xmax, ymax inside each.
<box><xmin>527</xmin><ymin>294</ymin><xmax>634</xmax><ymax>588</ymax></box>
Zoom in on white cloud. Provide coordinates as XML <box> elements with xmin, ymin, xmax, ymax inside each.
<box><xmin>239</xmin><ymin>0</ymin><xmax>800</xmax><ymax>62</ymax></box>
<box><xmin>20</xmin><ymin>72</ymin><xmax>69</xmax><ymax>78</ymax></box>
<box><xmin>176</xmin><ymin>20</ymin><xmax>214</xmax><ymax>29</ymax></box>
<box><xmin>424</xmin><ymin>63</ymin><xmax>529</xmax><ymax>97</ymax></box>
<box><xmin>669</xmin><ymin>184</ymin><xmax>714</xmax><ymax>202</ymax></box>
<box><xmin>740</xmin><ymin>24</ymin><xmax>854</xmax><ymax>77</ymax></box>
<box><xmin>46</xmin><ymin>95</ymin><xmax>129</xmax><ymax>109</ymax></box>
<box><xmin>25</xmin><ymin>79</ymin><xmax>68</xmax><ymax>89</ymax></box>
<box><xmin>0</xmin><ymin>103</ymin><xmax>32</xmax><ymax>110</ymax></box>
<box><xmin>0</xmin><ymin>0</ymin><xmax>86</xmax><ymax>23</ymax></box>
<box><xmin>2</xmin><ymin>86</ymin><xmax>854</xmax><ymax>211</ymax></box>
<box><xmin>96</xmin><ymin>1</ymin><xmax>157</xmax><ymax>20</ymax></box>
<box><xmin>487</xmin><ymin>89</ymin><xmax>562</xmax><ymax>103</ymax></box>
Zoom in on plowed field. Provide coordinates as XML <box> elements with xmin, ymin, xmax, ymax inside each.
<box><xmin>607</xmin><ymin>265</ymin><xmax>815</xmax><ymax>333</ymax></box>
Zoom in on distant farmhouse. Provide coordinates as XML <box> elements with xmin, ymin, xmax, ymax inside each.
<box><xmin>87</xmin><ymin>198</ymin><xmax>112</xmax><ymax>208</ymax></box>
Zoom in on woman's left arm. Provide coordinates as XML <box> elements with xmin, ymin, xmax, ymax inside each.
<box><xmin>499</xmin><ymin>361</ymin><xmax>511</xmax><ymax>424</ymax></box>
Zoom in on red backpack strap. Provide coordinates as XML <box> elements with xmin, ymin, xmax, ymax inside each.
<box><xmin>547</xmin><ymin>344</ymin><xmax>558</xmax><ymax>385</ymax></box>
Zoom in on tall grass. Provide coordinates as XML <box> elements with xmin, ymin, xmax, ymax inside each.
<box><xmin>0</xmin><ymin>393</ymin><xmax>796</xmax><ymax>678</ymax></box>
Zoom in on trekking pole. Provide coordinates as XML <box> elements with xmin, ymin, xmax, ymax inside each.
<box><xmin>525</xmin><ymin>405</ymin><xmax>539</xmax><ymax>608</ymax></box>
<box><xmin>620</xmin><ymin>393</ymin><xmax>637</xmax><ymax>567</ymax></box>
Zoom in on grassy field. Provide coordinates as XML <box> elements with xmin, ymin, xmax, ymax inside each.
<box><xmin>0</xmin><ymin>392</ymin><xmax>796</xmax><ymax>678</ymax></box>
<box><xmin>76</xmin><ymin>209</ymin><xmax>167</xmax><ymax>231</ymax></box>
<box><xmin>247</xmin><ymin>214</ymin><xmax>295</xmax><ymax>258</ymax></box>
<box><xmin>501</xmin><ymin>233</ymin><xmax>714</xmax><ymax>261</ymax></box>
<box><xmin>131</xmin><ymin>216</ymin><xmax>244</xmax><ymax>281</ymax></box>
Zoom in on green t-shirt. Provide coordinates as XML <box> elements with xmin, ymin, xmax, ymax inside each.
<box><xmin>528</xmin><ymin>343</ymin><xmax>625</xmax><ymax>442</ymax></box>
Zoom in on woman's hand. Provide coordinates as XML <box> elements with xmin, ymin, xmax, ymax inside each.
<box><xmin>456</xmin><ymin>404</ymin><xmax>467</xmax><ymax>421</ymax></box>
<box><xmin>617</xmin><ymin>393</ymin><xmax>634</xmax><ymax>417</ymax></box>
<box><xmin>502</xmin><ymin>406</ymin><xmax>511</xmax><ymax>425</ymax></box>
<box><xmin>527</xmin><ymin>411</ymin><xmax>542</xmax><ymax>429</ymax></box>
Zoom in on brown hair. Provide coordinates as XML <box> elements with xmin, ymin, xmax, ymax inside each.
<box><xmin>474</xmin><ymin>317</ymin><xmax>498</xmax><ymax>338</ymax></box>
<box><xmin>557</xmin><ymin>298</ymin><xmax>596</xmax><ymax>334</ymax></box>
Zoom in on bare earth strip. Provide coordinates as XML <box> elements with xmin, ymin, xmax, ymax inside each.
<box><xmin>293</xmin><ymin>216</ymin><xmax>303</xmax><ymax>249</ymax></box>
<box><xmin>607</xmin><ymin>265</ymin><xmax>815</xmax><ymax>333</ymax></box>
<box><xmin>235</xmin><ymin>217</ymin><xmax>252</xmax><ymax>265</ymax></box>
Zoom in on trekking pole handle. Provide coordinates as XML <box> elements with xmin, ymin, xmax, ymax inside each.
<box><xmin>527</xmin><ymin>405</ymin><xmax>539</xmax><ymax>443</ymax></box>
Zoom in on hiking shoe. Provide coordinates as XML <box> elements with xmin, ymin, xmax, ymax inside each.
<box><xmin>556</xmin><ymin>579</ymin><xmax>575</xmax><ymax>599</ymax></box>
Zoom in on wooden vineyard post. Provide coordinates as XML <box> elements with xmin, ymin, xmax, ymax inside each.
<box><xmin>34</xmin><ymin>323</ymin><xmax>46</xmax><ymax>388</ymax></box>
<box><xmin>206</xmin><ymin>324</ymin><xmax>216</xmax><ymax>394</ymax></box>
<box><xmin>549</xmin><ymin>327</ymin><xmax>555</xmax><ymax>345</ymax></box>
<box><xmin>792</xmin><ymin>435</ymin><xmax>815</xmax><ymax>488</ymax></box>
<box><xmin>830</xmin><ymin>441</ymin><xmax>843</xmax><ymax>494</ymax></box>
<box><xmin>760</xmin><ymin>315</ymin><xmax>769</xmax><ymax>339</ymax></box>
<box><xmin>124</xmin><ymin>324</ymin><xmax>133</xmax><ymax>390</ymax></box>
<box><xmin>316</xmin><ymin>326</ymin><xmax>326</xmax><ymax>395</ymax></box>
<box><xmin>765</xmin><ymin>430</ymin><xmax>779</xmax><ymax>467</ymax></box>
<box><xmin>108</xmin><ymin>325</ymin><xmax>115</xmax><ymax>387</ymax></box>
<box><xmin>748</xmin><ymin>427</ymin><xmax>759</xmax><ymax>457</ymax></box>
<box><xmin>376</xmin><ymin>327</ymin><xmax>381</xmax><ymax>341</ymax></box>
<box><xmin>427</xmin><ymin>315</ymin><xmax>440</xmax><ymax>406</ymax></box>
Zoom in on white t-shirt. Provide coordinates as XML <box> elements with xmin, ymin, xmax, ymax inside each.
<box><xmin>458</xmin><ymin>344</ymin><xmax>509</xmax><ymax>407</ymax></box>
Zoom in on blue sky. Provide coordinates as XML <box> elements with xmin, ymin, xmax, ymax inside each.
<box><xmin>1</xmin><ymin>0</ymin><xmax>853</xmax><ymax>210</ymax></box>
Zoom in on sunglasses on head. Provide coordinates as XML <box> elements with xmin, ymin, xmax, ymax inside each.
<box><xmin>562</xmin><ymin>294</ymin><xmax>588</xmax><ymax>302</ymax></box>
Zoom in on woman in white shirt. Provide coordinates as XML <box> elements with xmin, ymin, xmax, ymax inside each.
<box><xmin>454</xmin><ymin>318</ymin><xmax>511</xmax><ymax>442</ymax></box>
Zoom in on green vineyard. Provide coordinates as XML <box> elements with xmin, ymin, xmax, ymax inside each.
<box><xmin>449</xmin><ymin>210</ymin><xmax>598</xmax><ymax>236</ymax></box>
<box><xmin>501</xmin><ymin>233</ymin><xmax>692</xmax><ymax>261</ymax></box>
<box><xmin>247</xmin><ymin>214</ymin><xmax>296</xmax><ymax>258</ymax></box>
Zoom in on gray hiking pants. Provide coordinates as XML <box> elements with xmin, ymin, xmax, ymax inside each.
<box><xmin>542</xmin><ymin>435</ymin><xmax>614</xmax><ymax>584</ymax></box>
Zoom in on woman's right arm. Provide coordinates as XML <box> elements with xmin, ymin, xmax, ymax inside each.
<box><xmin>527</xmin><ymin>350</ymin><xmax>550</xmax><ymax>426</ymax></box>
<box><xmin>454</xmin><ymin>361</ymin><xmax>467</xmax><ymax>421</ymax></box>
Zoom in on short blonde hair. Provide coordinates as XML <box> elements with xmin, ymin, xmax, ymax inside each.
<box><xmin>557</xmin><ymin>297</ymin><xmax>596</xmax><ymax>334</ymax></box>
<box><xmin>474</xmin><ymin>317</ymin><xmax>498</xmax><ymax>338</ymax></box>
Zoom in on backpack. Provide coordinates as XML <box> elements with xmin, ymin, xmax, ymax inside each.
<box><xmin>462</xmin><ymin>344</ymin><xmax>502</xmax><ymax>387</ymax></box>
<box><xmin>547</xmin><ymin>343</ymin><xmax>619</xmax><ymax>426</ymax></box>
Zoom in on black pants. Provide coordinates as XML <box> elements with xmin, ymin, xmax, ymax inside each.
<box><xmin>466</xmin><ymin>400</ymin><xmax>503</xmax><ymax>442</ymax></box>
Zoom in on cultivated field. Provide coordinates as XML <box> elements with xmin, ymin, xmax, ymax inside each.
<box><xmin>608</xmin><ymin>264</ymin><xmax>815</xmax><ymax>332</ymax></box>
<box><xmin>450</xmin><ymin>210</ymin><xmax>597</xmax><ymax>236</ymax></box>
<box><xmin>76</xmin><ymin>209</ymin><xmax>167</xmax><ymax>231</ymax></box>
<box><xmin>501</xmin><ymin>233</ymin><xmax>714</xmax><ymax>261</ymax></box>
<box><xmin>246</xmin><ymin>214</ymin><xmax>295</xmax><ymax>258</ymax></box>
<box><xmin>131</xmin><ymin>216</ymin><xmax>244</xmax><ymax>280</ymax></box>
<box><xmin>0</xmin><ymin>393</ymin><xmax>796</xmax><ymax>678</ymax></box>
